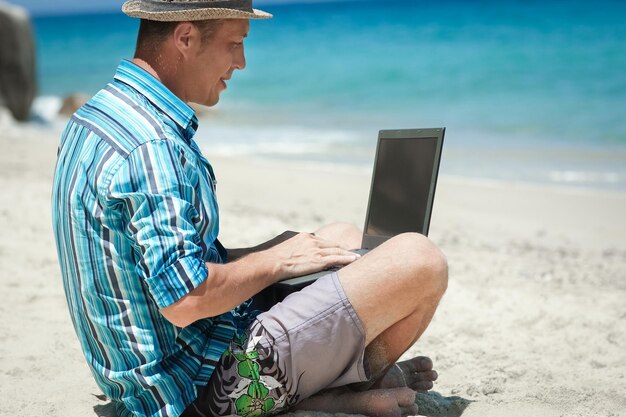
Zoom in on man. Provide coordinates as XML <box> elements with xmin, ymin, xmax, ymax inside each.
<box><xmin>51</xmin><ymin>1</ymin><xmax>448</xmax><ymax>416</ymax></box>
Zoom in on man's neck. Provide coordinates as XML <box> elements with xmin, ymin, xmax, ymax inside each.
<box><xmin>132</xmin><ymin>57</ymin><xmax>162</xmax><ymax>82</ymax></box>
<box><xmin>132</xmin><ymin>55</ymin><xmax>187</xmax><ymax>102</ymax></box>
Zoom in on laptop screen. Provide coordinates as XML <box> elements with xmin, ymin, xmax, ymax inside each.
<box><xmin>365</xmin><ymin>136</ymin><xmax>439</xmax><ymax>237</ymax></box>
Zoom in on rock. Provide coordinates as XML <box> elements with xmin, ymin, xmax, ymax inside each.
<box><xmin>0</xmin><ymin>2</ymin><xmax>37</xmax><ymax>122</ymax></box>
<box><xmin>59</xmin><ymin>93</ymin><xmax>90</xmax><ymax>117</ymax></box>
<box><xmin>0</xmin><ymin>105</ymin><xmax>15</xmax><ymax>132</ymax></box>
<box><xmin>415</xmin><ymin>391</ymin><xmax>473</xmax><ymax>417</ymax></box>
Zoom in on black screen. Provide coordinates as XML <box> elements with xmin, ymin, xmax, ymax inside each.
<box><xmin>365</xmin><ymin>137</ymin><xmax>438</xmax><ymax>237</ymax></box>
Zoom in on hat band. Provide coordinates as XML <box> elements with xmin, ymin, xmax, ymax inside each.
<box><xmin>139</xmin><ymin>0</ymin><xmax>254</xmax><ymax>14</ymax></box>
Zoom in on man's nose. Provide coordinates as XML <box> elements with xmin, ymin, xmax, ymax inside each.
<box><xmin>234</xmin><ymin>46</ymin><xmax>246</xmax><ymax>70</ymax></box>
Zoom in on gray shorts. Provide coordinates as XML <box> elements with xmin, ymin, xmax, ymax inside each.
<box><xmin>183</xmin><ymin>272</ymin><xmax>369</xmax><ymax>417</ymax></box>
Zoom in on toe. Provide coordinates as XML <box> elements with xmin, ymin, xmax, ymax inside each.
<box><xmin>399</xmin><ymin>356</ymin><xmax>433</xmax><ymax>373</ymax></box>
<box><xmin>392</xmin><ymin>387</ymin><xmax>418</xmax><ymax>407</ymax></box>
<box><xmin>411</xmin><ymin>380</ymin><xmax>434</xmax><ymax>392</ymax></box>
<box><xmin>400</xmin><ymin>404</ymin><xmax>419</xmax><ymax>416</ymax></box>
<box><xmin>414</xmin><ymin>370</ymin><xmax>438</xmax><ymax>382</ymax></box>
<box><xmin>419</xmin><ymin>356</ymin><xmax>433</xmax><ymax>371</ymax></box>
<box><xmin>366</xmin><ymin>390</ymin><xmax>403</xmax><ymax>417</ymax></box>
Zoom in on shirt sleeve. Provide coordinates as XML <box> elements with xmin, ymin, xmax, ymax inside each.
<box><xmin>107</xmin><ymin>139</ymin><xmax>209</xmax><ymax>309</ymax></box>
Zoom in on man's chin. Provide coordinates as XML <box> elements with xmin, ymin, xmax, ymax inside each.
<box><xmin>190</xmin><ymin>97</ymin><xmax>219</xmax><ymax>109</ymax></box>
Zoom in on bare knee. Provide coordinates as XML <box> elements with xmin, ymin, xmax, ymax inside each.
<box><xmin>315</xmin><ymin>221</ymin><xmax>361</xmax><ymax>236</ymax></box>
<box><xmin>390</xmin><ymin>233</ymin><xmax>448</xmax><ymax>298</ymax></box>
<box><xmin>314</xmin><ymin>222</ymin><xmax>362</xmax><ymax>249</ymax></box>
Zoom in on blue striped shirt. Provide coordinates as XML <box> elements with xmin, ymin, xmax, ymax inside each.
<box><xmin>52</xmin><ymin>60</ymin><xmax>250</xmax><ymax>417</ymax></box>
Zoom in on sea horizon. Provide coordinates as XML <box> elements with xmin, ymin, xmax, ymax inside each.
<box><xmin>23</xmin><ymin>0</ymin><xmax>626</xmax><ymax>191</ymax></box>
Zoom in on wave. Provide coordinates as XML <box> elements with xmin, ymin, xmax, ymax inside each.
<box><xmin>196</xmin><ymin>122</ymin><xmax>374</xmax><ymax>165</ymax></box>
<box><xmin>549</xmin><ymin>171</ymin><xmax>626</xmax><ymax>185</ymax></box>
<box><xmin>31</xmin><ymin>96</ymin><xmax>63</xmax><ymax>124</ymax></box>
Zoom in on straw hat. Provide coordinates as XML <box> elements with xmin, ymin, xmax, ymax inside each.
<box><xmin>122</xmin><ymin>0</ymin><xmax>272</xmax><ymax>21</ymax></box>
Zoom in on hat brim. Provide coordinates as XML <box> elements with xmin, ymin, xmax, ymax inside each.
<box><xmin>122</xmin><ymin>0</ymin><xmax>272</xmax><ymax>21</ymax></box>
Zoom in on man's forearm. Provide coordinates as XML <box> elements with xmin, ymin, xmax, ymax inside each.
<box><xmin>160</xmin><ymin>250</ymin><xmax>279</xmax><ymax>327</ymax></box>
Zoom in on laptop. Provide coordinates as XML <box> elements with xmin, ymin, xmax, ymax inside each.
<box><xmin>251</xmin><ymin>128</ymin><xmax>445</xmax><ymax>309</ymax></box>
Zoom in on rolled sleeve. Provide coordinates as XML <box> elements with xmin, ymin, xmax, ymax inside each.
<box><xmin>107</xmin><ymin>139</ymin><xmax>211</xmax><ymax>308</ymax></box>
<box><xmin>145</xmin><ymin>256</ymin><xmax>208</xmax><ymax>308</ymax></box>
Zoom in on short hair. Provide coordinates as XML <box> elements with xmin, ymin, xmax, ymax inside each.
<box><xmin>135</xmin><ymin>19</ymin><xmax>224</xmax><ymax>56</ymax></box>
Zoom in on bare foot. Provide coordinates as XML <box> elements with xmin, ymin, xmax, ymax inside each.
<box><xmin>295</xmin><ymin>387</ymin><xmax>418</xmax><ymax>417</ymax></box>
<box><xmin>374</xmin><ymin>356</ymin><xmax>438</xmax><ymax>392</ymax></box>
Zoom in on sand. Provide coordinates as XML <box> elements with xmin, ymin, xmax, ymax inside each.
<box><xmin>1</xmin><ymin>121</ymin><xmax>625</xmax><ymax>417</ymax></box>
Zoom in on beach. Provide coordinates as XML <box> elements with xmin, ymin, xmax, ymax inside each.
<box><xmin>2</xmin><ymin>1</ymin><xmax>626</xmax><ymax>414</ymax></box>
<box><xmin>0</xmin><ymin>121</ymin><xmax>624</xmax><ymax>417</ymax></box>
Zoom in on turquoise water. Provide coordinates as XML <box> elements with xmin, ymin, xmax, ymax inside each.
<box><xmin>31</xmin><ymin>0</ymin><xmax>626</xmax><ymax>190</ymax></box>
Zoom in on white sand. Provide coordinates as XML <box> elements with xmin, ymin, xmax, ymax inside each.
<box><xmin>1</xmin><ymin>123</ymin><xmax>625</xmax><ymax>417</ymax></box>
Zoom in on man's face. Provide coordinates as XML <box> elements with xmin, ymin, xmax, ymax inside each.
<box><xmin>186</xmin><ymin>19</ymin><xmax>249</xmax><ymax>107</ymax></box>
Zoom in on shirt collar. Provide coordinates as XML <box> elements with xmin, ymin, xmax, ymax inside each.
<box><xmin>113</xmin><ymin>60</ymin><xmax>199</xmax><ymax>135</ymax></box>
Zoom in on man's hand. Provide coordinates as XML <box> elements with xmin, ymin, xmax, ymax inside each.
<box><xmin>267</xmin><ymin>232</ymin><xmax>360</xmax><ymax>280</ymax></box>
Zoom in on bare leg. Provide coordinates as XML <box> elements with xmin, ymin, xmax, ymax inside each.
<box><xmin>315</xmin><ymin>226</ymin><xmax>447</xmax><ymax>374</ymax></box>
<box><xmin>359</xmin><ymin>292</ymin><xmax>442</xmax><ymax>390</ymax></box>
<box><xmin>295</xmin><ymin>234</ymin><xmax>447</xmax><ymax>415</ymax></box>
<box><xmin>374</xmin><ymin>356</ymin><xmax>438</xmax><ymax>392</ymax></box>
<box><xmin>296</xmin><ymin>387</ymin><xmax>418</xmax><ymax>417</ymax></box>
<box><xmin>295</xmin><ymin>357</ymin><xmax>437</xmax><ymax>416</ymax></box>
<box><xmin>340</xmin><ymin>232</ymin><xmax>447</xmax><ymax>358</ymax></box>
<box><xmin>292</xmin><ymin>230</ymin><xmax>446</xmax><ymax>417</ymax></box>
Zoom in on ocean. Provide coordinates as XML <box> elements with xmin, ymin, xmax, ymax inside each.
<box><xmin>30</xmin><ymin>0</ymin><xmax>626</xmax><ymax>190</ymax></box>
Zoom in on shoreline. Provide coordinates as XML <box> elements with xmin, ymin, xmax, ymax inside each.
<box><xmin>17</xmin><ymin>102</ymin><xmax>626</xmax><ymax>193</ymax></box>
<box><xmin>210</xmin><ymin>151</ymin><xmax>626</xmax><ymax>198</ymax></box>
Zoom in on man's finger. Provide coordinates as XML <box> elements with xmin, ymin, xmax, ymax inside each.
<box><xmin>320</xmin><ymin>254</ymin><xmax>361</xmax><ymax>268</ymax></box>
<box><xmin>319</xmin><ymin>247</ymin><xmax>361</xmax><ymax>258</ymax></box>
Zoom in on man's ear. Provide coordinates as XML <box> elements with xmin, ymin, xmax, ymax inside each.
<box><xmin>172</xmin><ymin>22</ymin><xmax>198</xmax><ymax>58</ymax></box>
